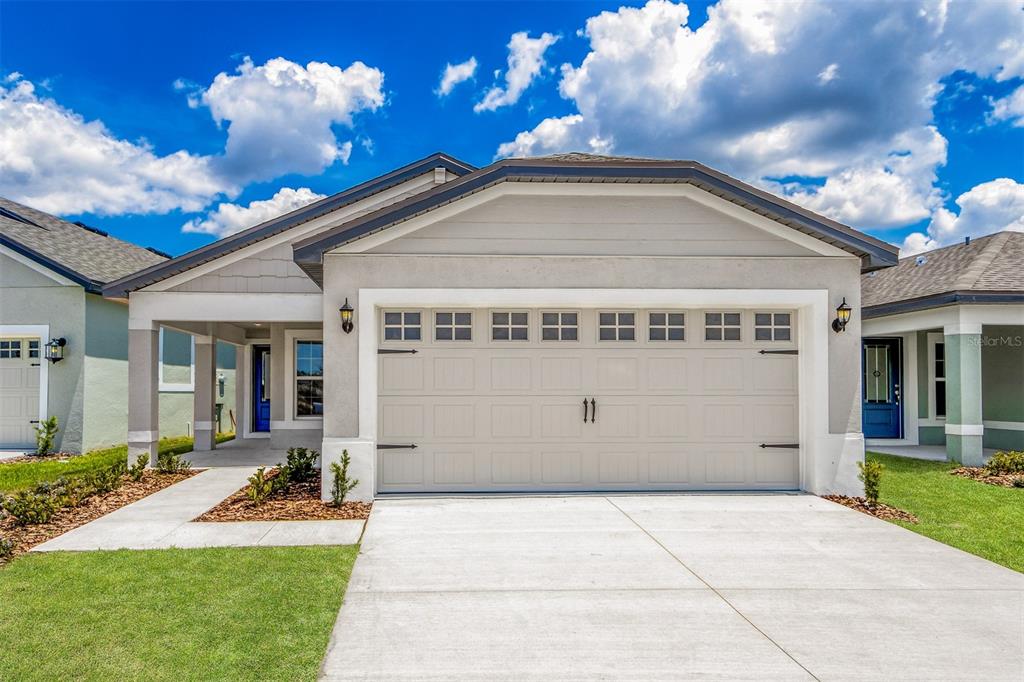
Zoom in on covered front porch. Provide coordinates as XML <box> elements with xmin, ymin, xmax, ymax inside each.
<box><xmin>187</xmin><ymin>436</ymin><xmax>289</xmax><ymax>468</ymax></box>
<box><xmin>862</xmin><ymin>303</ymin><xmax>1023</xmax><ymax>466</ymax></box>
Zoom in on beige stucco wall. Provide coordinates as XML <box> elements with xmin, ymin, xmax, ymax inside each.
<box><xmin>320</xmin><ymin>253</ymin><xmax>864</xmax><ymax>440</ymax></box>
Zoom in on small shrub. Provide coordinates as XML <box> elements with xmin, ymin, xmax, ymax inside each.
<box><xmin>0</xmin><ymin>534</ymin><xmax>13</xmax><ymax>561</ymax></box>
<box><xmin>46</xmin><ymin>476</ymin><xmax>92</xmax><ymax>508</ymax></box>
<box><xmin>1012</xmin><ymin>477</ymin><xmax>1024</xmax><ymax>489</ymax></box>
<box><xmin>270</xmin><ymin>467</ymin><xmax>291</xmax><ymax>494</ymax></box>
<box><xmin>157</xmin><ymin>451</ymin><xmax>191</xmax><ymax>473</ymax></box>
<box><xmin>128</xmin><ymin>454</ymin><xmax>149</xmax><ymax>481</ymax></box>
<box><xmin>985</xmin><ymin>450</ymin><xmax>1024</xmax><ymax>475</ymax></box>
<box><xmin>282</xmin><ymin>447</ymin><xmax>318</xmax><ymax>483</ymax></box>
<box><xmin>2</xmin><ymin>490</ymin><xmax>60</xmax><ymax>525</ymax></box>
<box><xmin>246</xmin><ymin>467</ymin><xmax>273</xmax><ymax>505</ymax></box>
<box><xmin>329</xmin><ymin>450</ymin><xmax>359</xmax><ymax>506</ymax></box>
<box><xmin>33</xmin><ymin>416</ymin><xmax>59</xmax><ymax>456</ymax></box>
<box><xmin>858</xmin><ymin>459</ymin><xmax>884</xmax><ymax>506</ymax></box>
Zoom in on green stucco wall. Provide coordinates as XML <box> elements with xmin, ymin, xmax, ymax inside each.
<box><xmin>158</xmin><ymin>331</ymin><xmax>237</xmax><ymax>438</ymax></box>
<box><xmin>981</xmin><ymin>325</ymin><xmax>1024</xmax><ymax>423</ymax></box>
<box><xmin>82</xmin><ymin>295</ymin><xmax>130</xmax><ymax>450</ymax></box>
<box><xmin>916</xmin><ymin>330</ymin><xmax>930</xmax><ymax>419</ymax></box>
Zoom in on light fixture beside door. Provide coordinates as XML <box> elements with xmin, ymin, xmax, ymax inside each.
<box><xmin>339</xmin><ymin>298</ymin><xmax>354</xmax><ymax>334</ymax></box>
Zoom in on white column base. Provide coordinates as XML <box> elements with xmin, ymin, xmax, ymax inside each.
<box><xmin>321</xmin><ymin>438</ymin><xmax>375</xmax><ymax>502</ymax></box>
<box><xmin>809</xmin><ymin>432</ymin><xmax>865</xmax><ymax>497</ymax></box>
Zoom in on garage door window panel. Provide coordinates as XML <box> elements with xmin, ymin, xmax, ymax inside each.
<box><xmin>27</xmin><ymin>340</ymin><xmax>39</xmax><ymax>358</ymax></box>
<box><xmin>705</xmin><ymin>312</ymin><xmax>742</xmax><ymax>342</ymax></box>
<box><xmin>435</xmin><ymin>311</ymin><xmax>473</xmax><ymax>341</ymax></box>
<box><xmin>0</xmin><ymin>340</ymin><xmax>22</xmax><ymax>359</ymax></box>
<box><xmin>541</xmin><ymin>311</ymin><xmax>579</xmax><ymax>342</ymax></box>
<box><xmin>383</xmin><ymin>311</ymin><xmax>422</xmax><ymax>341</ymax></box>
<box><xmin>295</xmin><ymin>340</ymin><xmax>323</xmax><ymax>417</ymax></box>
<box><xmin>599</xmin><ymin>311</ymin><xmax>636</xmax><ymax>341</ymax></box>
<box><xmin>491</xmin><ymin>311</ymin><xmax>529</xmax><ymax>341</ymax></box>
<box><xmin>754</xmin><ymin>312</ymin><xmax>792</xmax><ymax>342</ymax></box>
<box><xmin>649</xmin><ymin>312</ymin><xmax>686</xmax><ymax>342</ymax></box>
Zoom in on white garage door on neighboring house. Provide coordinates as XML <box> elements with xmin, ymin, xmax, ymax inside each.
<box><xmin>377</xmin><ymin>308</ymin><xmax>799</xmax><ymax>494</ymax></box>
<box><xmin>0</xmin><ymin>337</ymin><xmax>42</xmax><ymax>449</ymax></box>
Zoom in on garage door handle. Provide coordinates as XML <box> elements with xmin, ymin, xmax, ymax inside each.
<box><xmin>582</xmin><ymin>398</ymin><xmax>589</xmax><ymax>423</ymax></box>
<box><xmin>590</xmin><ymin>398</ymin><xmax>597</xmax><ymax>423</ymax></box>
<box><xmin>759</xmin><ymin>443</ymin><xmax>799</xmax><ymax>449</ymax></box>
<box><xmin>377</xmin><ymin>443</ymin><xmax>418</xmax><ymax>449</ymax></box>
<box><xmin>758</xmin><ymin>349</ymin><xmax>798</xmax><ymax>355</ymax></box>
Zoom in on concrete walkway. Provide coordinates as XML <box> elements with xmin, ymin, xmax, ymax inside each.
<box><xmin>33</xmin><ymin>467</ymin><xmax>364</xmax><ymax>552</ymax></box>
<box><xmin>321</xmin><ymin>495</ymin><xmax>1024</xmax><ymax>681</ymax></box>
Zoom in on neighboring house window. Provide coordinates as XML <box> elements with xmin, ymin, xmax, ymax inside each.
<box><xmin>934</xmin><ymin>341</ymin><xmax>946</xmax><ymax>418</ymax></box>
<box><xmin>0</xmin><ymin>339</ymin><xmax>22</xmax><ymax>358</ymax></box>
<box><xmin>295</xmin><ymin>340</ymin><xmax>323</xmax><ymax>417</ymax></box>
<box><xmin>27</xmin><ymin>340</ymin><xmax>39</xmax><ymax>358</ymax></box>
<box><xmin>159</xmin><ymin>328</ymin><xmax>194</xmax><ymax>392</ymax></box>
<box><xmin>383</xmin><ymin>311</ymin><xmax>421</xmax><ymax>341</ymax></box>
<box><xmin>599</xmin><ymin>311</ymin><xmax>636</xmax><ymax>341</ymax></box>
<box><xmin>492</xmin><ymin>311</ymin><xmax>528</xmax><ymax>341</ymax></box>
<box><xmin>435</xmin><ymin>311</ymin><xmax>472</xmax><ymax>341</ymax></box>
<box><xmin>705</xmin><ymin>312</ymin><xmax>742</xmax><ymax>341</ymax></box>
<box><xmin>649</xmin><ymin>312</ymin><xmax>685</xmax><ymax>341</ymax></box>
<box><xmin>541</xmin><ymin>312</ymin><xmax>578</xmax><ymax>341</ymax></box>
<box><xmin>754</xmin><ymin>312</ymin><xmax>792</xmax><ymax>341</ymax></box>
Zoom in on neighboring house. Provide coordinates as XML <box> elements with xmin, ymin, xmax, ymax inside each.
<box><xmin>861</xmin><ymin>231</ymin><xmax>1024</xmax><ymax>464</ymax></box>
<box><xmin>104</xmin><ymin>152</ymin><xmax>898</xmax><ymax>500</ymax></box>
<box><xmin>0</xmin><ymin>198</ymin><xmax>237</xmax><ymax>452</ymax></box>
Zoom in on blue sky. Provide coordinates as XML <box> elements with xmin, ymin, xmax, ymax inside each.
<box><xmin>2</xmin><ymin>0</ymin><xmax>1022</xmax><ymax>257</ymax></box>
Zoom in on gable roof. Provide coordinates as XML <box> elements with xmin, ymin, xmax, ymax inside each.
<box><xmin>0</xmin><ymin>197</ymin><xmax>167</xmax><ymax>292</ymax></box>
<box><xmin>862</xmin><ymin>231</ymin><xmax>1024</xmax><ymax>318</ymax></box>
<box><xmin>291</xmin><ymin>155</ymin><xmax>899</xmax><ymax>285</ymax></box>
<box><xmin>103</xmin><ymin>152</ymin><xmax>476</xmax><ymax>298</ymax></box>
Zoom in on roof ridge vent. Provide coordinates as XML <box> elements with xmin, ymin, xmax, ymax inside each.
<box><xmin>146</xmin><ymin>246</ymin><xmax>172</xmax><ymax>259</ymax></box>
<box><xmin>74</xmin><ymin>221</ymin><xmax>109</xmax><ymax>237</ymax></box>
<box><xmin>915</xmin><ymin>255</ymin><xmax>927</xmax><ymax>266</ymax></box>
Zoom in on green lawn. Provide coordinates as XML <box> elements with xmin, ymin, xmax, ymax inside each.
<box><xmin>0</xmin><ymin>546</ymin><xmax>357</xmax><ymax>681</ymax></box>
<box><xmin>0</xmin><ymin>433</ymin><xmax>234</xmax><ymax>494</ymax></box>
<box><xmin>868</xmin><ymin>452</ymin><xmax>1024</xmax><ymax>573</ymax></box>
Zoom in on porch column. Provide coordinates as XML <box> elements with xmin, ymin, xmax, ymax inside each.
<box><xmin>234</xmin><ymin>344</ymin><xmax>245</xmax><ymax>437</ymax></box>
<box><xmin>944</xmin><ymin>324</ymin><xmax>984</xmax><ymax>466</ymax></box>
<box><xmin>193</xmin><ymin>335</ymin><xmax>217</xmax><ymax>450</ymax></box>
<box><xmin>128</xmin><ymin>327</ymin><xmax>159</xmax><ymax>467</ymax></box>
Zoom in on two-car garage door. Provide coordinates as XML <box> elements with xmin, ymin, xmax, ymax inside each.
<box><xmin>377</xmin><ymin>308</ymin><xmax>799</xmax><ymax>493</ymax></box>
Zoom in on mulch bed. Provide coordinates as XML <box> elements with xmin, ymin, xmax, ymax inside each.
<box><xmin>196</xmin><ymin>472</ymin><xmax>371</xmax><ymax>522</ymax></box>
<box><xmin>0</xmin><ymin>452</ymin><xmax>80</xmax><ymax>465</ymax></box>
<box><xmin>822</xmin><ymin>495</ymin><xmax>919</xmax><ymax>523</ymax></box>
<box><xmin>0</xmin><ymin>469</ymin><xmax>198</xmax><ymax>564</ymax></box>
<box><xmin>950</xmin><ymin>467</ymin><xmax>1024</xmax><ymax>489</ymax></box>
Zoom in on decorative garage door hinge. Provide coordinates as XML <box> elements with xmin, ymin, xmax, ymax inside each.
<box><xmin>758</xmin><ymin>349</ymin><xmax>798</xmax><ymax>355</ymax></box>
<box><xmin>759</xmin><ymin>443</ymin><xmax>800</xmax><ymax>449</ymax></box>
<box><xmin>378</xmin><ymin>348</ymin><xmax>418</xmax><ymax>354</ymax></box>
<box><xmin>377</xmin><ymin>443</ymin><xmax>418</xmax><ymax>449</ymax></box>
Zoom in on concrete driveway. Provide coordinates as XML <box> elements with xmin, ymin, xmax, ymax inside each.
<box><xmin>321</xmin><ymin>495</ymin><xmax>1024</xmax><ymax>681</ymax></box>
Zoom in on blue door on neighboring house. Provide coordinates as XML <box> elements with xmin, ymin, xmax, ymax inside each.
<box><xmin>252</xmin><ymin>345</ymin><xmax>271</xmax><ymax>432</ymax></box>
<box><xmin>862</xmin><ymin>338</ymin><xmax>902</xmax><ymax>438</ymax></box>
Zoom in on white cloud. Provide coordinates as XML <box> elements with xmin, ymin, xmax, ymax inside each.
<box><xmin>0</xmin><ymin>77</ymin><xmax>231</xmax><ymax>215</ymax></box>
<box><xmin>181</xmin><ymin>186</ymin><xmax>327</xmax><ymax>238</ymax></box>
<box><xmin>990</xmin><ymin>84</ymin><xmax>1024</xmax><ymax>127</ymax></box>
<box><xmin>475</xmin><ymin>32</ymin><xmax>559</xmax><ymax>112</ymax></box>
<box><xmin>200</xmin><ymin>56</ymin><xmax>385</xmax><ymax>183</ymax></box>
<box><xmin>436</xmin><ymin>57</ymin><xmax>478</xmax><ymax>96</ymax></box>
<box><xmin>499</xmin><ymin>0</ymin><xmax>1024</xmax><ymax>229</ymax></box>
<box><xmin>900</xmin><ymin>178</ymin><xmax>1024</xmax><ymax>255</ymax></box>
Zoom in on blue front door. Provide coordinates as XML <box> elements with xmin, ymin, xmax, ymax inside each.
<box><xmin>252</xmin><ymin>345</ymin><xmax>271</xmax><ymax>432</ymax></box>
<box><xmin>862</xmin><ymin>338</ymin><xmax>902</xmax><ymax>438</ymax></box>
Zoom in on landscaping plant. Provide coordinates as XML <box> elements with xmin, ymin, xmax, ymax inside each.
<box><xmin>33</xmin><ymin>416</ymin><xmax>59</xmax><ymax>456</ymax></box>
<box><xmin>858</xmin><ymin>459</ymin><xmax>884</xmax><ymax>506</ymax></box>
<box><xmin>0</xmin><ymin>533</ymin><xmax>13</xmax><ymax>561</ymax></box>
<box><xmin>329</xmin><ymin>450</ymin><xmax>359</xmax><ymax>506</ymax></box>
<box><xmin>282</xmin><ymin>447</ymin><xmax>318</xmax><ymax>483</ymax></box>
<box><xmin>128</xmin><ymin>454</ymin><xmax>149</xmax><ymax>482</ymax></box>
<box><xmin>156</xmin><ymin>451</ymin><xmax>191</xmax><ymax>474</ymax></box>
<box><xmin>246</xmin><ymin>467</ymin><xmax>273</xmax><ymax>505</ymax></box>
<box><xmin>2</xmin><ymin>490</ymin><xmax>60</xmax><ymax>525</ymax></box>
<box><xmin>984</xmin><ymin>450</ymin><xmax>1024</xmax><ymax>475</ymax></box>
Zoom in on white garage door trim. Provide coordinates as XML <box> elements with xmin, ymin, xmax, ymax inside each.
<box><xmin>0</xmin><ymin>324</ymin><xmax>49</xmax><ymax>449</ymax></box>
<box><xmin>352</xmin><ymin>289</ymin><xmax>832</xmax><ymax>494</ymax></box>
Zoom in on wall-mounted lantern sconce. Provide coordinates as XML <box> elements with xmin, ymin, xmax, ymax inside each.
<box><xmin>831</xmin><ymin>298</ymin><xmax>852</xmax><ymax>333</ymax></box>
<box><xmin>339</xmin><ymin>298</ymin><xmax>354</xmax><ymax>334</ymax></box>
<box><xmin>45</xmin><ymin>337</ymin><xmax>67</xmax><ymax>363</ymax></box>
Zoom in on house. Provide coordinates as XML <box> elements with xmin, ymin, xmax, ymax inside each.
<box><xmin>0</xmin><ymin>198</ymin><xmax>237</xmax><ymax>452</ymax></box>
<box><xmin>861</xmin><ymin>231</ymin><xmax>1024</xmax><ymax>464</ymax></box>
<box><xmin>103</xmin><ymin>153</ymin><xmax>899</xmax><ymax>500</ymax></box>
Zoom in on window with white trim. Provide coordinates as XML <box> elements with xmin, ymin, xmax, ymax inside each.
<box><xmin>705</xmin><ymin>312</ymin><xmax>742</xmax><ymax>341</ymax></box>
<box><xmin>0</xmin><ymin>339</ymin><xmax>22</xmax><ymax>359</ymax></box>
<box><xmin>383</xmin><ymin>311</ymin><xmax>421</xmax><ymax>341</ymax></box>
<box><xmin>295</xmin><ymin>340</ymin><xmax>323</xmax><ymax>417</ymax></box>
<box><xmin>754</xmin><ymin>312</ymin><xmax>792</xmax><ymax>341</ymax></box>
<box><xmin>599</xmin><ymin>311</ymin><xmax>636</xmax><ymax>341</ymax></box>
<box><xmin>435</xmin><ymin>311</ymin><xmax>472</xmax><ymax>341</ymax></box>
<box><xmin>541</xmin><ymin>312</ymin><xmax>578</xmax><ymax>341</ymax></box>
<box><xmin>491</xmin><ymin>311</ymin><xmax>528</xmax><ymax>341</ymax></box>
<box><xmin>28</xmin><ymin>340</ymin><xmax>40</xmax><ymax>358</ymax></box>
<box><xmin>934</xmin><ymin>341</ymin><xmax>946</xmax><ymax>419</ymax></box>
<box><xmin>649</xmin><ymin>312</ymin><xmax>685</xmax><ymax>341</ymax></box>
